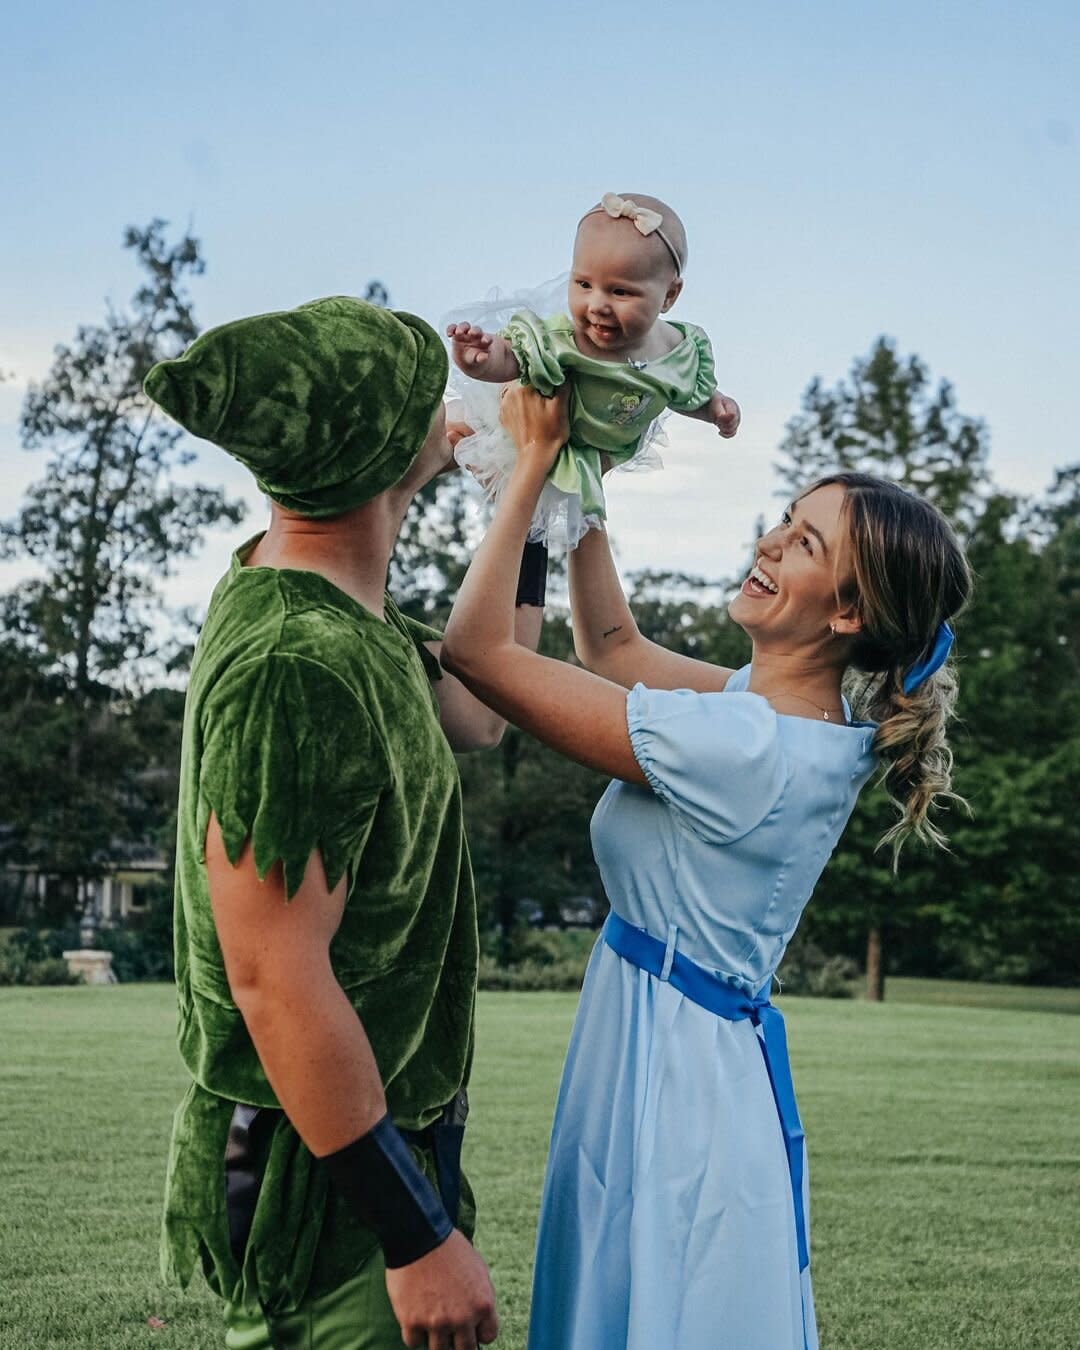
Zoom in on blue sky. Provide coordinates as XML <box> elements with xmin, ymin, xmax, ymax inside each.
<box><xmin>2</xmin><ymin>0</ymin><xmax>1076</xmax><ymax>610</ymax></box>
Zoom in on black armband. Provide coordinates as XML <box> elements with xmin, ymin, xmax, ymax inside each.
<box><xmin>324</xmin><ymin>1113</ymin><xmax>453</xmax><ymax>1268</ymax></box>
<box><xmin>515</xmin><ymin>540</ymin><xmax>549</xmax><ymax>607</ymax></box>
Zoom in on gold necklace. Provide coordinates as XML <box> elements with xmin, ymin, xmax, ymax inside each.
<box><xmin>770</xmin><ymin>690</ymin><xmax>846</xmax><ymax>722</ymax></box>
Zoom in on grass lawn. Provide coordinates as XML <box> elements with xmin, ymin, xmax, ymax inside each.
<box><xmin>881</xmin><ymin>976</ymin><xmax>1080</xmax><ymax>1016</ymax></box>
<box><xmin>1</xmin><ymin>986</ymin><xmax>1078</xmax><ymax>1349</ymax></box>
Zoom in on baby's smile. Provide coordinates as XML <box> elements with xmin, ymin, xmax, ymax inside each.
<box><xmin>587</xmin><ymin>319</ymin><xmax>621</xmax><ymax>343</ymax></box>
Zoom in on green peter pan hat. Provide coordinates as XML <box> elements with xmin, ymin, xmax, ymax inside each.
<box><xmin>143</xmin><ymin>296</ymin><xmax>448</xmax><ymax>517</ymax></box>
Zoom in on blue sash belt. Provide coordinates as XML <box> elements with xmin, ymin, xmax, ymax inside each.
<box><xmin>601</xmin><ymin>909</ymin><xmax>810</xmax><ymax>1273</ymax></box>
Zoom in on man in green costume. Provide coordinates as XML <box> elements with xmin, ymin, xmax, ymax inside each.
<box><xmin>145</xmin><ymin>297</ymin><xmax>547</xmax><ymax>1348</ymax></box>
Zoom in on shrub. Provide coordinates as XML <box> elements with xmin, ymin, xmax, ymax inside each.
<box><xmin>22</xmin><ymin>957</ymin><xmax>80</xmax><ymax>986</ymax></box>
<box><xmin>96</xmin><ymin>924</ymin><xmax>172</xmax><ymax>982</ymax></box>
<box><xmin>477</xmin><ymin>926</ymin><xmax>596</xmax><ymax>991</ymax></box>
<box><xmin>0</xmin><ymin>892</ymin><xmax>176</xmax><ymax>985</ymax></box>
<box><xmin>477</xmin><ymin>954</ymin><xmax>590</xmax><ymax>992</ymax></box>
<box><xmin>777</xmin><ymin>930</ymin><xmax>858</xmax><ymax>998</ymax></box>
<box><xmin>0</xmin><ymin>929</ymin><xmax>79</xmax><ymax>986</ymax></box>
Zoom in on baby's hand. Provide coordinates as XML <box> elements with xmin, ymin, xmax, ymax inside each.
<box><xmin>709</xmin><ymin>391</ymin><xmax>741</xmax><ymax>439</ymax></box>
<box><xmin>447</xmin><ymin>322</ymin><xmax>495</xmax><ymax>370</ymax></box>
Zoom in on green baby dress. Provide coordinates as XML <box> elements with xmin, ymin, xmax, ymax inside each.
<box><xmin>502</xmin><ymin>308</ymin><xmax>716</xmax><ymax>534</ymax></box>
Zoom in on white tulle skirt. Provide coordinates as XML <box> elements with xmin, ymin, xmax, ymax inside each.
<box><xmin>441</xmin><ymin>276</ymin><xmax>666</xmax><ymax>550</ymax></box>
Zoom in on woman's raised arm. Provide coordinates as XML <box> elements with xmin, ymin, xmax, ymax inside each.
<box><xmin>441</xmin><ymin>385</ymin><xmax>646</xmax><ymax>785</ymax></box>
<box><xmin>568</xmin><ymin>526</ymin><xmax>735</xmax><ymax>693</ymax></box>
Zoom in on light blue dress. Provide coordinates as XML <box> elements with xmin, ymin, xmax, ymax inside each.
<box><xmin>527</xmin><ymin>667</ymin><xmax>878</xmax><ymax>1350</ymax></box>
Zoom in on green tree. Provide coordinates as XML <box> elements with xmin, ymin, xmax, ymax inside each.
<box><xmin>391</xmin><ymin>472</ymin><xmax>484</xmax><ymax>626</ymax></box>
<box><xmin>0</xmin><ymin>221</ymin><xmax>245</xmax><ymax>914</ymax></box>
<box><xmin>777</xmin><ymin>338</ymin><xmax>994</xmax><ymax>998</ymax></box>
<box><xmin>779</xmin><ymin>338</ymin><xmax>1080</xmax><ymax>993</ymax></box>
<box><xmin>936</xmin><ymin>472</ymin><xmax>1080</xmax><ymax>983</ymax></box>
<box><xmin>0</xmin><ymin>637</ymin><xmax>132</xmax><ymax>918</ymax></box>
<box><xmin>777</xmin><ymin>336</ymin><xmax>991</xmax><ymax>527</ymax></box>
<box><xmin>627</xmin><ymin>569</ymin><xmax>750</xmax><ymax>670</ymax></box>
<box><xmin>768</xmin><ymin>465</ymin><xmax>1080</xmax><ymax>992</ymax></box>
<box><xmin>2</xmin><ymin>221</ymin><xmax>245</xmax><ymax>692</ymax></box>
<box><xmin>455</xmin><ymin>616</ymin><xmax>607</xmax><ymax>955</ymax></box>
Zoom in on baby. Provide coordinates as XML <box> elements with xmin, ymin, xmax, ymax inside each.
<box><xmin>446</xmin><ymin>192</ymin><xmax>740</xmax><ymax>547</ymax></box>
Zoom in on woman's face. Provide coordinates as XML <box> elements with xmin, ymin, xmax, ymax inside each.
<box><xmin>728</xmin><ymin>484</ymin><xmax>856</xmax><ymax>650</ymax></box>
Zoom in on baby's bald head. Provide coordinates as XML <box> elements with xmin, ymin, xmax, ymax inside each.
<box><xmin>576</xmin><ymin>192</ymin><xmax>688</xmax><ymax>280</ymax></box>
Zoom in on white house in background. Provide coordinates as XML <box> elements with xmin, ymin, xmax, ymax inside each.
<box><xmin>0</xmin><ymin>843</ymin><xmax>168</xmax><ymax>926</ymax></box>
<box><xmin>96</xmin><ymin>853</ymin><xmax>169</xmax><ymax>922</ymax></box>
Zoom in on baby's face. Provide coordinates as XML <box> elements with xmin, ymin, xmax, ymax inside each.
<box><xmin>568</xmin><ymin>216</ymin><xmax>682</xmax><ymax>358</ymax></box>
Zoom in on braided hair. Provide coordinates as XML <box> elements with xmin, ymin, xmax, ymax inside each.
<box><xmin>804</xmin><ymin>473</ymin><xmax>974</xmax><ymax>863</ymax></box>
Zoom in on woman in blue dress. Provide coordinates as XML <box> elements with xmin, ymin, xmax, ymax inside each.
<box><xmin>442</xmin><ymin>384</ymin><xmax>972</xmax><ymax>1350</ymax></box>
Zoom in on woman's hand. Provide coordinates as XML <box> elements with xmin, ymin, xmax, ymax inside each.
<box><xmin>499</xmin><ymin>382</ymin><xmax>571</xmax><ymax>476</ymax></box>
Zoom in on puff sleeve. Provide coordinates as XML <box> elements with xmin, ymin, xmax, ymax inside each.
<box><xmin>626</xmin><ymin>684</ymin><xmax>787</xmax><ymax>844</ymax></box>
<box><xmin>198</xmin><ymin>654</ymin><xmax>391</xmax><ymax>898</ymax></box>
<box><xmin>667</xmin><ymin>323</ymin><xmax>717</xmax><ymax>413</ymax></box>
<box><xmin>501</xmin><ymin>309</ymin><xmax>567</xmax><ymax>397</ymax></box>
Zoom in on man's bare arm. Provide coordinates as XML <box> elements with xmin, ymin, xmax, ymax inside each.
<box><xmin>205</xmin><ymin>816</ymin><xmax>498</xmax><ymax>1345</ymax></box>
<box><xmin>207</xmin><ymin>814</ymin><xmax>385</xmax><ymax>1149</ymax></box>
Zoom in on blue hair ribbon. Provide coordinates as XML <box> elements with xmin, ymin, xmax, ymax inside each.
<box><xmin>902</xmin><ymin>621</ymin><xmax>955</xmax><ymax>695</ymax></box>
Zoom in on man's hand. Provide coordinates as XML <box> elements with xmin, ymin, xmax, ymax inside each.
<box><xmin>446</xmin><ymin>421</ymin><xmax>474</xmax><ymax>452</ymax></box>
<box><xmin>447</xmin><ymin>322</ymin><xmax>496</xmax><ymax>370</ymax></box>
<box><xmin>385</xmin><ymin>1230</ymin><xmax>499</xmax><ymax>1349</ymax></box>
<box><xmin>709</xmin><ymin>390</ymin><xmax>741</xmax><ymax>438</ymax></box>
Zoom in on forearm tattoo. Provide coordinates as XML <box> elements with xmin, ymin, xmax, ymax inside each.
<box><xmin>602</xmin><ymin>625</ymin><xmax>623</xmax><ymax>639</ymax></box>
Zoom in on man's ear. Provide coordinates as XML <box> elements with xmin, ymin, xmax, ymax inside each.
<box><xmin>660</xmin><ymin>276</ymin><xmax>684</xmax><ymax>313</ymax></box>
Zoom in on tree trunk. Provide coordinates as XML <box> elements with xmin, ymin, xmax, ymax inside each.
<box><xmin>496</xmin><ymin>888</ymin><xmax>516</xmax><ymax>966</ymax></box>
<box><xmin>865</xmin><ymin>925</ymin><xmax>885</xmax><ymax>1002</ymax></box>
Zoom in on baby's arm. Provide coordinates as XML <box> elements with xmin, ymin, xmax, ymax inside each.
<box><xmin>446</xmin><ymin>323</ymin><xmax>522</xmax><ymax>384</ymax></box>
<box><xmin>678</xmin><ymin>390</ymin><xmax>741</xmax><ymax>439</ymax></box>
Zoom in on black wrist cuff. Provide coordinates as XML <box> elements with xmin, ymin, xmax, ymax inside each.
<box><xmin>516</xmin><ymin>541</ymin><xmax>548</xmax><ymax>607</ymax></box>
<box><xmin>325</xmin><ymin>1114</ymin><xmax>453</xmax><ymax>1268</ymax></box>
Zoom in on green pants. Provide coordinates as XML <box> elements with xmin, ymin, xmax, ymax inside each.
<box><xmin>224</xmin><ymin>1256</ymin><xmax>399</xmax><ymax>1350</ymax></box>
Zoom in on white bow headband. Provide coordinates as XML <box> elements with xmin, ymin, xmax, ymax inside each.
<box><xmin>582</xmin><ymin>192</ymin><xmax>684</xmax><ymax>276</ymax></box>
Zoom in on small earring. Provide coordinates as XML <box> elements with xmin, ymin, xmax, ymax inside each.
<box><xmin>829</xmin><ymin>623</ymin><xmax>836</xmax><ymax>635</ymax></box>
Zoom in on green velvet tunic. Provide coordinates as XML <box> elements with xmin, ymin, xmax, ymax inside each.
<box><xmin>162</xmin><ymin>537</ymin><xmax>478</xmax><ymax>1315</ymax></box>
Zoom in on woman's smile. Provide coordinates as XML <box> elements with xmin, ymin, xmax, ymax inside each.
<box><xmin>742</xmin><ymin>560</ymin><xmax>779</xmax><ymax>598</ymax></box>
